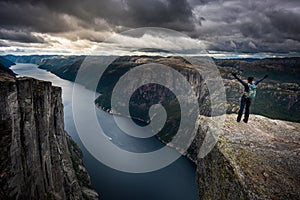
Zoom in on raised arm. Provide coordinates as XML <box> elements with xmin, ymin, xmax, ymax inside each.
<box><xmin>255</xmin><ymin>74</ymin><xmax>268</xmax><ymax>85</ymax></box>
<box><xmin>232</xmin><ymin>73</ymin><xmax>248</xmax><ymax>87</ymax></box>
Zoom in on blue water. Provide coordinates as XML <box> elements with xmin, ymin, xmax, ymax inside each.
<box><xmin>11</xmin><ymin>63</ymin><xmax>199</xmax><ymax>200</ymax></box>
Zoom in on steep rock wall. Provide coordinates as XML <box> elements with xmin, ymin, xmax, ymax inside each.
<box><xmin>0</xmin><ymin>75</ymin><xmax>98</xmax><ymax>200</ymax></box>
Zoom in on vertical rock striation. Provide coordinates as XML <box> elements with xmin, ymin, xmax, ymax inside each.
<box><xmin>0</xmin><ymin>74</ymin><xmax>98</xmax><ymax>200</ymax></box>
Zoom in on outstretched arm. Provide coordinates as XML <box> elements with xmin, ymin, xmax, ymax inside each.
<box><xmin>232</xmin><ymin>73</ymin><xmax>248</xmax><ymax>87</ymax></box>
<box><xmin>255</xmin><ymin>74</ymin><xmax>268</xmax><ymax>85</ymax></box>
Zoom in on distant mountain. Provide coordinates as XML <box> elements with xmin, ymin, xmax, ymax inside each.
<box><xmin>4</xmin><ymin>55</ymin><xmax>55</xmax><ymax>64</ymax></box>
<box><xmin>0</xmin><ymin>56</ymin><xmax>16</xmax><ymax>76</ymax></box>
<box><xmin>38</xmin><ymin>55</ymin><xmax>85</xmax><ymax>81</ymax></box>
<box><xmin>0</xmin><ymin>63</ymin><xmax>16</xmax><ymax>77</ymax></box>
<box><xmin>215</xmin><ymin>57</ymin><xmax>300</xmax><ymax>84</ymax></box>
<box><xmin>0</xmin><ymin>56</ymin><xmax>15</xmax><ymax>68</ymax></box>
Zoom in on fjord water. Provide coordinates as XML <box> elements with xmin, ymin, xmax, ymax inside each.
<box><xmin>11</xmin><ymin>63</ymin><xmax>199</xmax><ymax>200</ymax></box>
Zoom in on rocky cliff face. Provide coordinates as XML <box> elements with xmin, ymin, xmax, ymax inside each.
<box><xmin>187</xmin><ymin>114</ymin><xmax>300</xmax><ymax>200</ymax></box>
<box><xmin>0</xmin><ymin>73</ymin><xmax>98</xmax><ymax>199</ymax></box>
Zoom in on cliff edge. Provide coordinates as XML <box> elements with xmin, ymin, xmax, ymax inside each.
<box><xmin>0</xmin><ymin>72</ymin><xmax>98</xmax><ymax>199</ymax></box>
<box><xmin>188</xmin><ymin>114</ymin><xmax>300</xmax><ymax>200</ymax></box>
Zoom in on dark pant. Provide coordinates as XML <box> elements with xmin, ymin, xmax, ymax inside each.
<box><xmin>237</xmin><ymin>95</ymin><xmax>252</xmax><ymax>122</ymax></box>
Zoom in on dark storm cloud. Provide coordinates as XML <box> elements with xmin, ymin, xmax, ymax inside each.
<box><xmin>33</xmin><ymin>0</ymin><xmax>195</xmax><ymax>31</ymax></box>
<box><xmin>189</xmin><ymin>0</ymin><xmax>300</xmax><ymax>53</ymax></box>
<box><xmin>0</xmin><ymin>0</ymin><xmax>195</xmax><ymax>42</ymax></box>
<box><xmin>0</xmin><ymin>0</ymin><xmax>299</xmax><ymax>53</ymax></box>
<box><xmin>0</xmin><ymin>0</ymin><xmax>194</xmax><ymax>32</ymax></box>
<box><xmin>122</xmin><ymin>0</ymin><xmax>195</xmax><ymax>31</ymax></box>
<box><xmin>267</xmin><ymin>10</ymin><xmax>300</xmax><ymax>41</ymax></box>
<box><xmin>0</xmin><ymin>1</ymin><xmax>75</xmax><ymax>33</ymax></box>
<box><xmin>0</xmin><ymin>29</ymin><xmax>45</xmax><ymax>43</ymax></box>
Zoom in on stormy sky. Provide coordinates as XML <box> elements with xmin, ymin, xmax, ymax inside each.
<box><xmin>0</xmin><ymin>0</ymin><xmax>299</xmax><ymax>56</ymax></box>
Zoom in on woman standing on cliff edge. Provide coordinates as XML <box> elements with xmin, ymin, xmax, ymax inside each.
<box><xmin>232</xmin><ymin>73</ymin><xmax>268</xmax><ymax>123</ymax></box>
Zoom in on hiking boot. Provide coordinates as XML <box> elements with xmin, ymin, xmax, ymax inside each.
<box><xmin>243</xmin><ymin>119</ymin><xmax>248</xmax><ymax>123</ymax></box>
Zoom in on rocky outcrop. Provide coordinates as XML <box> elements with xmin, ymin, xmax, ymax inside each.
<box><xmin>0</xmin><ymin>73</ymin><xmax>98</xmax><ymax>199</ymax></box>
<box><xmin>188</xmin><ymin>114</ymin><xmax>300</xmax><ymax>200</ymax></box>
